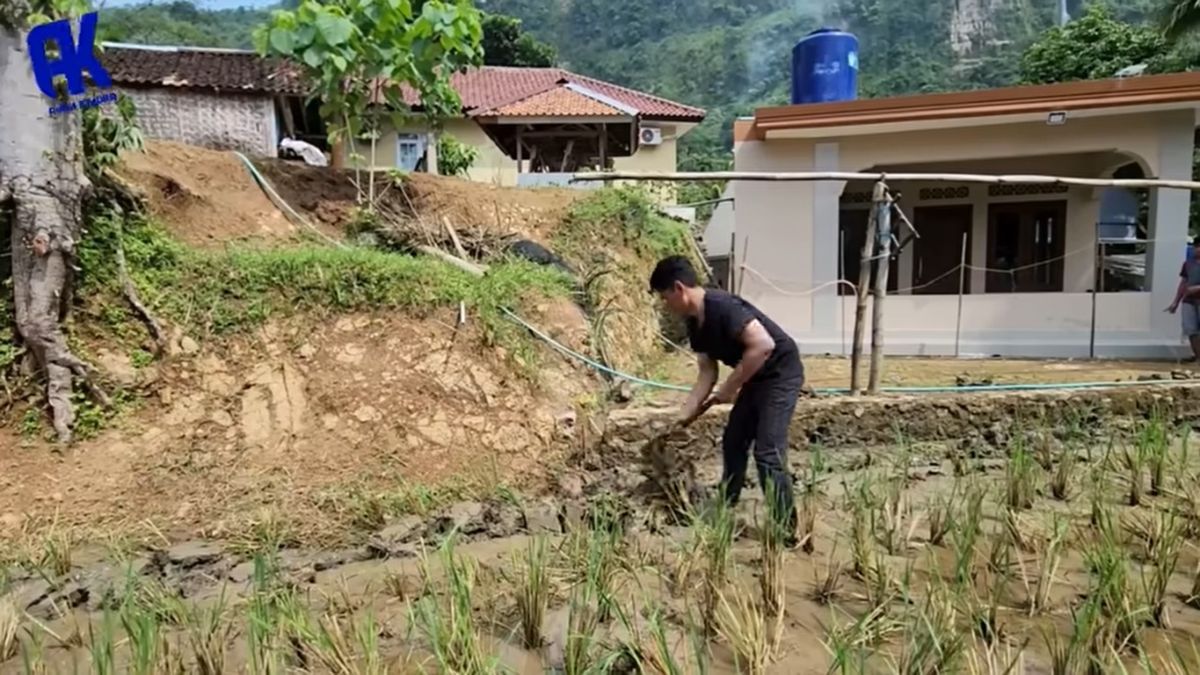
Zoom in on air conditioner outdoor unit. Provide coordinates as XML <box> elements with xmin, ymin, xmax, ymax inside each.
<box><xmin>639</xmin><ymin>126</ymin><xmax>663</xmax><ymax>146</ymax></box>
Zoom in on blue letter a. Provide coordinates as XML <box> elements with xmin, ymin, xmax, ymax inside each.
<box><xmin>27</xmin><ymin>12</ymin><xmax>112</xmax><ymax>99</ymax></box>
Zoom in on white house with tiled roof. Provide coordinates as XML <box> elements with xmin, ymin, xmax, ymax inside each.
<box><xmin>100</xmin><ymin>43</ymin><xmax>706</xmax><ymax>196</ymax></box>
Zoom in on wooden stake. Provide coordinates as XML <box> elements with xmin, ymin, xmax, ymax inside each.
<box><xmin>868</xmin><ymin>182</ymin><xmax>892</xmax><ymax>395</ymax></box>
<box><xmin>737</xmin><ymin>235</ymin><xmax>750</xmax><ymax>294</ymax></box>
<box><xmin>850</xmin><ymin>201</ymin><xmax>878</xmax><ymax>395</ymax></box>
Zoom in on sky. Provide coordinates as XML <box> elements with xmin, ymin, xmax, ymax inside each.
<box><xmin>102</xmin><ymin>0</ymin><xmax>277</xmax><ymax>8</ymax></box>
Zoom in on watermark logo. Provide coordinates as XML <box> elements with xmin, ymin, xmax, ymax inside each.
<box><xmin>27</xmin><ymin>11</ymin><xmax>116</xmax><ymax>116</ymax></box>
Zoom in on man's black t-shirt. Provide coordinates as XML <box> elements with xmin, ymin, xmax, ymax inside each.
<box><xmin>686</xmin><ymin>289</ymin><xmax>803</xmax><ymax>383</ymax></box>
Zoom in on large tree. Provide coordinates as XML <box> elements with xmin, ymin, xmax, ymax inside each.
<box><xmin>1</xmin><ymin>0</ymin><xmax>105</xmax><ymax>443</ymax></box>
<box><xmin>1020</xmin><ymin>4</ymin><xmax>1168</xmax><ymax>84</ymax></box>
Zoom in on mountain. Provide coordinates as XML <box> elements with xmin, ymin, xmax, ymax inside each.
<box><xmin>96</xmin><ymin>0</ymin><xmax>1177</xmax><ymax>170</ymax></box>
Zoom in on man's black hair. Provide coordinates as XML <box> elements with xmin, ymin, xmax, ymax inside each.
<box><xmin>649</xmin><ymin>255</ymin><xmax>699</xmax><ymax>292</ymax></box>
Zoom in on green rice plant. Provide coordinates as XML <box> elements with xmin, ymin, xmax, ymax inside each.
<box><xmin>958</xmin><ymin>569</ymin><xmax>1005</xmax><ymax>647</ymax></box>
<box><xmin>798</xmin><ymin>491</ymin><xmax>818</xmax><ymax>554</ymax></box>
<box><xmin>964</xmin><ymin>635</ymin><xmax>1026</xmax><ymax>675</ymax></box>
<box><xmin>849</xmin><ymin>501</ymin><xmax>876</xmax><ymax>582</ymax></box>
<box><xmin>1002</xmin><ymin>506</ymin><xmax>1032</xmax><ymax>554</ymax></box>
<box><xmin>514</xmin><ymin>535</ymin><xmax>550</xmax><ymax>649</ymax></box>
<box><xmin>245</xmin><ymin>555</ymin><xmax>289</xmax><ymax>674</ymax></box>
<box><xmin>1138</xmin><ymin>513</ymin><xmax>1183</xmax><ymax>628</ymax></box>
<box><xmin>0</xmin><ymin>596</ymin><xmax>18</xmax><ymax>663</ymax></box>
<box><xmin>1188</xmin><ymin>562</ymin><xmax>1200</xmax><ymax>610</ymax></box>
<box><xmin>287</xmin><ymin>606</ymin><xmax>386</xmax><ymax>675</ymax></box>
<box><xmin>1083</xmin><ymin>518</ymin><xmax>1143</xmax><ymax>654</ymax></box>
<box><xmin>119</xmin><ymin>589</ymin><xmax>167</xmax><ymax>675</ymax></box>
<box><xmin>1121</xmin><ymin>446</ymin><xmax>1146</xmax><ymax>508</ymax></box>
<box><xmin>926</xmin><ymin>484</ymin><xmax>958</xmax><ymax>547</ymax></box>
<box><xmin>184</xmin><ymin>589</ymin><xmax>233</xmax><ymax>675</ymax></box>
<box><xmin>950</xmin><ymin>484</ymin><xmax>986</xmax><ymax>589</ymax></box>
<box><xmin>696</xmin><ymin>495</ymin><xmax>736</xmax><ymax>636</ymax></box>
<box><xmin>1042</xmin><ymin>598</ymin><xmax>1102</xmax><ymax>675</ymax></box>
<box><xmin>878</xmin><ymin>479</ymin><xmax>918</xmax><ymax>555</ymax></box>
<box><xmin>606</xmin><ymin>599</ymin><xmax>696</xmax><ymax>675</ymax></box>
<box><xmin>87</xmin><ymin>607</ymin><xmax>117</xmax><ymax>675</ymax></box>
<box><xmin>409</xmin><ymin>536</ymin><xmax>497</xmax><ymax>675</ymax></box>
<box><xmin>1022</xmin><ymin>517</ymin><xmax>1067</xmax><ymax>616</ymax></box>
<box><xmin>714</xmin><ymin>584</ymin><xmax>776</xmax><ymax>675</ymax></box>
<box><xmin>1005</xmin><ymin>438</ymin><xmax>1037</xmax><ymax>511</ymax></box>
<box><xmin>892</xmin><ymin>576</ymin><xmax>967</xmax><ymax>675</ymax></box>
<box><xmin>1050</xmin><ymin>446</ymin><xmax>1076</xmax><ymax>501</ymax></box>
<box><xmin>20</xmin><ymin>627</ymin><xmax>47</xmax><ymax>675</ymax></box>
<box><xmin>563</xmin><ymin>575</ymin><xmax>602</xmax><ymax>675</ymax></box>
<box><xmin>759</xmin><ymin>480</ymin><xmax>788</xmax><ymax>620</ymax></box>
<box><xmin>809</xmin><ymin>546</ymin><xmax>846</xmax><ymax>606</ymax></box>
<box><xmin>822</xmin><ymin>604</ymin><xmax>904</xmax><ymax>673</ymax></box>
<box><xmin>1136</xmin><ymin>414</ymin><xmax>1171</xmax><ymax>497</ymax></box>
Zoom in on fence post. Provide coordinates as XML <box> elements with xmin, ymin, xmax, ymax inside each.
<box><xmin>955</xmin><ymin>231</ymin><xmax>968</xmax><ymax>358</ymax></box>
<box><xmin>868</xmin><ymin>181</ymin><xmax>892</xmax><ymax>395</ymax></box>
<box><xmin>849</xmin><ymin>197</ymin><xmax>878</xmax><ymax>394</ymax></box>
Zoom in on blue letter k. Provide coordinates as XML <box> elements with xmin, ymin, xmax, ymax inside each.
<box><xmin>27</xmin><ymin>12</ymin><xmax>112</xmax><ymax>99</ymax></box>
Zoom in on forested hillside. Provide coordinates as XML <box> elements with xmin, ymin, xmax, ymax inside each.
<box><xmin>98</xmin><ymin>0</ymin><xmax>1188</xmax><ymax>169</ymax></box>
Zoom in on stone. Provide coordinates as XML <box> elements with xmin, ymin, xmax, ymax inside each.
<box><xmin>369</xmin><ymin>516</ymin><xmax>426</xmax><ymax>556</ymax></box>
<box><xmin>96</xmin><ymin>349</ymin><xmax>138</xmax><ymax>386</ymax></box>
<box><xmin>557</xmin><ymin>473</ymin><xmax>585</xmax><ymax>500</ymax></box>
<box><xmin>312</xmin><ymin>548</ymin><xmax>374</xmax><ymax>571</ymax></box>
<box><xmin>298</xmin><ymin>344</ymin><xmax>317</xmax><ymax>358</ymax></box>
<box><xmin>435</xmin><ymin>502</ymin><xmax>486</xmax><ymax>536</ymax></box>
<box><xmin>179</xmin><ymin>336</ymin><xmax>200</xmax><ymax>355</ymax></box>
<box><xmin>211</xmin><ymin>410</ymin><xmax>235</xmax><ymax>427</ymax></box>
<box><xmin>487</xmin><ymin>503</ymin><xmax>524</xmax><ymax>538</ymax></box>
<box><xmin>166</xmin><ymin>541</ymin><xmax>223</xmax><ymax>568</ymax></box>
<box><xmin>354</xmin><ymin>406</ymin><xmax>382</xmax><ymax>423</ymax></box>
<box><xmin>523</xmin><ymin>501</ymin><xmax>562</xmax><ymax>534</ymax></box>
<box><xmin>228</xmin><ymin>561</ymin><xmax>256</xmax><ymax>584</ymax></box>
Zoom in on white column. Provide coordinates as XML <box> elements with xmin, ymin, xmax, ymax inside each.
<box><xmin>812</xmin><ymin>143</ymin><xmax>843</xmax><ymax>334</ymax></box>
<box><xmin>1147</xmin><ymin>115</ymin><xmax>1195</xmax><ymax>337</ymax></box>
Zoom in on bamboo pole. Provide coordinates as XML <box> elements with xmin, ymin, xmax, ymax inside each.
<box><xmin>737</xmin><ymin>235</ymin><xmax>750</xmax><ymax>294</ymax></box>
<box><xmin>868</xmin><ymin>183</ymin><xmax>893</xmax><ymax>395</ymax></box>
<box><xmin>572</xmin><ymin>170</ymin><xmax>1200</xmax><ymax>192</ymax></box>
<box><xmin>850</xmin><ymin>199</ymin><xmax>878</xmax><ymax>395</ymax></box>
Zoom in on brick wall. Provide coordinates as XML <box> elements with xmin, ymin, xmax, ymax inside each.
<box><xmin>116</xmin><ymin>86</ymin><xmax>276</xmax><ymax>157</ymax></box>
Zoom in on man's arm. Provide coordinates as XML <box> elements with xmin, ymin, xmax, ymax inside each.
<box><xmin>711</xmin><ymin>320</ymin><xmax>776</xmax><ymax>403</ymax></box>
<box><xmin>681</xmin><ymin>354</ymin><xmax>718</xmax><ymax>423</ymax></box>
<box><xmin>1169</xmin><ymin>276</ymin><xmax>1188</xmax><ymax>312</ymax></box>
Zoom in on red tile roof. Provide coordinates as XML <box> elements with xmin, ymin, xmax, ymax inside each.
<box><xmin>102</xmin><ymin>43</ymin><xmax>705</xmax><ymax>122</ymax></box>
<box><xmin>485</xmin><ymin>87</ymin><xmax>628</xmax><ymax>117</ymax></box>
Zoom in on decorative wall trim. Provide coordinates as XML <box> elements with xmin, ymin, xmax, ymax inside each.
<box><xmin>918</xmin><ymin>186</ymin><xmax>970</xmax><ymax>201</ymax></box>
<box><xmin>988</xmin><ymin>183</ymin><xmax>1070</xmax><ymax>197</ymax></box>
<box><xmin>841</xmin><ymin>190</ymin><xmax>873</xmax><ymax>204</ymax></box>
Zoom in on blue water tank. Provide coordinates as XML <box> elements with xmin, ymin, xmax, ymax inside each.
<box><xmin>791</xmin><ymin>28</ymin><xmax>859</xmax><ymax>105</ymax></box>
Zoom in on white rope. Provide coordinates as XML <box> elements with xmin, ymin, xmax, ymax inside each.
<box><xmin>574</xmin><ymin>170</ymin><xmax>1200</xmax><ymax>192</ymax></box>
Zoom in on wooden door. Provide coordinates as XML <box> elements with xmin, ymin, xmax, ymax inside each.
<box><xmin>839</xmin><ymin>209</ymin><xmax>898</xmax><ymax>296</ymax></box>
<box><xmin>911</xmin><ymin>205</ymin><xmax>973</xmax><ymax>295</ymax></box>
<box><xmin>986</xmin><ymin>201</ymin><xmax>1067</xmax><ymax>293</ymax></box>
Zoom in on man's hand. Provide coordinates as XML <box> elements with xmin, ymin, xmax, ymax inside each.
<box><xmin>707</xmin><ymin>385</ymin><xmax>739</xmax><ymax>406</ymax></box>
<box><xmin>1168</xmin><ymin>302</ymin><xmax>1180</xmax><ymax>314</ymax></box>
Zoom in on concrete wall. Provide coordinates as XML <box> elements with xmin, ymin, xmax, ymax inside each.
<box><xmin>732</xmin><ymin>109</ymin><xmax>1196</xmax><ymax>358</ymax></box>
<box><xmin>118</xmin><ymin>86</ymin><xmax>276</xmax><ymax>157</ymax></box>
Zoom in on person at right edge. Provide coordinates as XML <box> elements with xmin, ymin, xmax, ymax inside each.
<box><xmin>1167</xmin><ymin>243</ymin><xmax>1200</xmax><ymax>362</ymax></box>
<box><xmin>649</xmin><ymin>255</ymin><xmax>805</xmax><ymax>544</ymax></box>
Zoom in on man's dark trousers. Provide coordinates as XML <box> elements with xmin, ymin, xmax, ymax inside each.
<box><xmin>719</xmin><ymin>370</ymin><xmax>803</xmax><ymax>530</ymax></box>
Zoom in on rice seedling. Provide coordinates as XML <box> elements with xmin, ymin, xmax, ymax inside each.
<box><xmin>1042</xmin><ymin>598</ymin><xmax>1102</xmax><ymax>675</ymax></box>
<box><xmin>1022</xmin><ymin>517</ymin><xmax>1066</xmax><ymax>615</ymax></box>
<box><xmin>1137</xmin><ymin>414</ymin><xmax>1171</xmax><ymax>497</ymax></box>
<box><xmin>1005</xmin><ymin>438</ymin><xmax>1037</xmax><ymax>511</ymax></box>
<box><xmin>1050</xmin><ymin>446</ymin><xmax>1076</xmax><ymax>501</ymax></box>
<box><xmin>822</xmin><ymin>604</ymin><xmax>904</xmax><ymax>673</ymax></box>
<box><xmin>696</xmin><ymin>495</ymin><xmax>736</xmax><ymax>636</ymax></box>
<box><xmin>849</xmin><ymin>502</ymin><xmax>876</xmax><ymax>582</ymax></box>
<box><xmin>245</xmin><ymin>554</ymin><xmax>290</xmax><ymax>674</ymax></box>
<box><xmin>759</xmin><ymin>483</ymin><xmax>787</xmax><ymax>620</ymax></box>
<box><xmin>950</xmin><ymin>484</ymin><xmax>986</xmax><ymax>588</ymax></box>
<box><xmin>184</xmin><ymin>590</ymin><xmax>234</xmax><ymax>675</ymax></box>
<box><xmin>1138</xmin><ymin>514</ymin><xmax>1183</xmax><ymax>628</ymax></box>
<box><xmin>1121</xmin><ymin>446</ymin><xmax>1146</xmax><ymax>508</ymax></box>
<box><xmin>926</xmin><ymin>484</ymin><xmax>958</xmax><ymax>547</ymax></box>
<box><xmin>714</xmin><ymin>584</ymin><xmax>776</xmax><ymax>675</ymax></box>
<box><xmin>287</xmin><ymin>605</ymin><xmax>386</xmax><ymax>675</ymax></box>
<box><xmin>809</xmin><ymin>546</ymin><xmax>846</xmax><ymax>606</ymax></box>
<box><xmin>1188</xmin><ymin>562</ymin><xmax>1200</xmax><ymax>610</ymax></box>
<box><xmin>20</xmin><ymin>627</ymin><xmax>47</xmax><ymax>675</ymax></box>
<box><xmin>410</xmin><ymin>535</ymin><xmax>498</xmax><ymax>675</ymax></box>
<box><xmin>878</xmin><ymin>479</ymin><xmax>919</xmax><ymax>555</ymax></box>
<box><xmin>964</xmin><ymin>635</ymin><xmax>1027</xmax><ymax>675</ymax></box>
<box><xmin>607</xmin><ymin>599</ymin><xmax>696</xmax><ymax>675</ymax></box>
<box><xmin>892</xmin><ymin>576</ymin><xmax>967</xmax><ymax>675</ymax></box>
<box><xmin>958</xmin><ymin>569</ymin><xmax>1005</xmax><ymax>647</ymax></box>
<box><xmin>0</xmin><ymin>596</ymin><xmax>18</xmax><ymax>663</ymax></box>
<box><xmin>797</xmin><ymin>491</ymin><xmax>818</xmax><ymax>554</ymax></box>
<box><xmin>1083</xmin><ymin>519</ymin><xmax>1143</xmax><ymax>653</ymax></box>
<box><xmin>514</xmin><ymin>535</ymin><xmax>550</xmax><ymax>649</ymax></box>
<box><xmin>1002</xmin><ymin>506</ymin><xmax>1033</xmax><ymax>554</ymax></box>
<box><xmin>88</xmin><ymin>607</ymin><xmax>117</xmax><ymax>675</ymax></box>
<box><xmin>119</xmin><ymin>587</ymin><xmax>171</xmax><ymax>675</ymax></box>
<box><xmin>563</xmin><ymin>574</ymin><xmax>602</xmax><ymax>675</ymax></box>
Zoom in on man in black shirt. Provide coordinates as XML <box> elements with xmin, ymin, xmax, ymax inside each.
<box><xmin>649</xmin><ymin>255</ymin><xmax>805</xmax><ymax>536</ymax></box>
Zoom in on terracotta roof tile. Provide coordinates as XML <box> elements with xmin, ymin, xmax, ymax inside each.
<box><xmin>101</xmin><ymin>43</ymin><xmax>306</xmax><ymax>95</ymax></box>
<box><xmin>483</xmin><ymin>87</ymin><xmax>627</xmax><ymax>117</ymax></box>
<box><xmin>101</xmin><ymin>44</ymin><xmax>706</xmax><ymax>122</ymax></box>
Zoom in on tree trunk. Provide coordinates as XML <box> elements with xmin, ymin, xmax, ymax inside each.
<box><xmin>0</xmin><ymin>18</ymin><xmax>94</xmax><ymax>443</ymax></box>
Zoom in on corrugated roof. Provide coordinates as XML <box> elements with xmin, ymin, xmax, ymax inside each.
<box><xmin>483</xmin><ymin>87</ymin><xmax>628</xmax><ymax>117</ymax></box>
<box><xmin>101</xmin><ymin>43</ymin><xmax>706</xmax><ymax>122</ymax></box>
